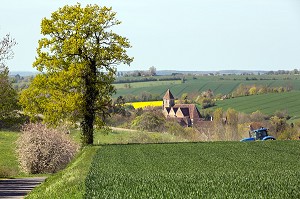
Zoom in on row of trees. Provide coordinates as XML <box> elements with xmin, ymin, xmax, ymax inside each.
<box><xmin>119</xmin><ymin>66</ymin><xmax>157</xmax><ymax>77</ymax></box>
<box><xmin>231</xmin><ymin>84</ymin><xmax>291</xmax><ymax>98</ymax></box>
<box><xmin>114</xmin><ymin>76</ymin><xmax>181</xmax><ymax>84</ymax></box>
<box><xmin>10</xmin><ymin>75</ymin><xmax>33</xmax><ymax>91</ymax></box>
<box><xmin>266</xmin><ymin>69</ymin><xmax>300</xmax><ymax>75</ymax></box>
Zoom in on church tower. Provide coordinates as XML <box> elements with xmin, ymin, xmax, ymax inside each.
<box><xmin>163</xmin><ymin>89</ymin><xmax>175</xmax><ymax>109</ymax></box>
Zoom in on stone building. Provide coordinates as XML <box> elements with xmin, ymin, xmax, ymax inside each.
<box><xmin>162</xmin><ymin>89</ymin><xmax>201</xmax><ymax>127</ymax></box>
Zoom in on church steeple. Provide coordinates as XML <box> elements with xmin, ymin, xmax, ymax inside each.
<box><xmin>163</xmin><ymin>89</ymin><xmax>175</xmax><ymax>108</ymax></box>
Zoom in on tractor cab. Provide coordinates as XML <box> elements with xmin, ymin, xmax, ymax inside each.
<box><xmin>241</xmin><ymin>127</ymin><xmax>276</xmax><ymax>142</ymax></box>
<box><xmin>251</xmin><ymin>128</ymin><xmax>269</xmax><ymax>140</ymax></box>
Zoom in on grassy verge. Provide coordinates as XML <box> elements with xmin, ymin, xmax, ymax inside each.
<box><xmin>0</xmin><ymin>131</ymin><xmax>20</xmax><ymax>178</ymax></box>
<box><xmin>26</xmin><ymin>146</ymin><xmax>99</xmax><ymax>199</ymax></box>
<box><xmin>85</xmin><ymin>141</ymin><xmax>300</xmax><ymax>198</ymax></box>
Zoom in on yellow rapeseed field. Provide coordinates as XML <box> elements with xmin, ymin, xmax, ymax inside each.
<box><xmin>127</xmin><ymin>101</ymin><xmax>162</xmax><ymax>109</ymax></box>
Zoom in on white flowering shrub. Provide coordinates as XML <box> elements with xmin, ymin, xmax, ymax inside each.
<box><xmin>16</xmin><ymin>123</ymin><xmax>79</xmax><ymax>174</ymax></box>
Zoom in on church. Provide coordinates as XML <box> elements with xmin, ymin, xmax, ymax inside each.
<box><xmin>162</xmin><ymin>89</ymin><xmax>202</xmax><ymax>127</ymax></box>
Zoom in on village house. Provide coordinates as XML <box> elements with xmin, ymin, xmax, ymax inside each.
<box><xmin>162</xmin><ymin>89</ymin><xmax>202</xmax><ymax>127</ymax></box>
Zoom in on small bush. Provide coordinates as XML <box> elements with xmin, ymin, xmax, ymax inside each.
<box><xmin>16</xmin><ymin>123</ymin><xmax>79</xmax><ymax>174</ymax></box>
<box><xmin>131</xmin><ymin>111</ymin><xmax>165</xmax><ymax>132</ymax></box>
<box><xmin>0</xmin><ymin>111</ymin><xmax>30</xmax><ymax>131</ymax></box>
<box><xmin>0</xmin><ymin>166</ymin><xmax>18</xmax><ymax>178</ymax></box>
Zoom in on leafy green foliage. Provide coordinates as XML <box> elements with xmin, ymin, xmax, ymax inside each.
<box><xmin>0</xmin><ymin>69</ymin><xmax>18</xmax><ymax>117</ymax></box>
<box><xmin>131</xmin><ymin>111</ymin><xmax>165</xmax><ymax>132</ymax></box>
<box><xmin>0</xmin><ymin>34</ymin><xmax>19</xmax><ymax>129</ymax></box>
<box><xmin>85</xmin><ymin>142</ymin><xmax>300</xmax><ymax>198</ymax></box>
<box><xmin>19</xmin><ymin>4</ymin><xmax>133</xmax><ymax>145</ymax></box>
<box><xmin>201</xmin><ymin>98</ymin><xmax>215</xmax><ymax>109</ymax></box>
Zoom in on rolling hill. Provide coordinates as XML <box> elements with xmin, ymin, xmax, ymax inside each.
<box><xmin>210</xmin><ymin>91</ymin><xmax>300</xmax><ymax>120</ymax></box>
<box><xmin>114</xmin><ymin>75</ymin><xmax>300</xmax><ymax>98</ymax></box>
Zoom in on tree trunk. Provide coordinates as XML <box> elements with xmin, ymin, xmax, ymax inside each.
<box><xmin>81</xmin><ymin>113</ymin><xmax>94</xmax><ymax>145</ymax></box>
<box><xmin>81</xmin><ymin>63</ymin><xmax>98</xmax><ymax>145</ymax></box>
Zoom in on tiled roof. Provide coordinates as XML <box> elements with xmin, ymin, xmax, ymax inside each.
<box><xmin>173</xmin><ymin>104</ymin><xmax>201</xmax><ymax>119</ymax></box>
<box><xmin>162</xmin><ymin>89</ymin><xmax>202</xmax><ymax>123</ymax></box>
<box><xmin>179</xmin><ymin>107</ymin><xmax>190</xmax><ymax>117</ymax></box>
<box><xmin>163</xmin><ymin>89</ymin><xmax>175</xmax><ymax>100</ymax></box>
<box><xmin>164</xmin><ymin>107</ymin><xmax>171</xmax><ymax>114</ymax></box>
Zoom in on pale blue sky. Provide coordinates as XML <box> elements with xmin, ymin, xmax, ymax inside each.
<box><xmin>1</xmin><ymin>0</ymin><xmax>300</xmax><ymax>72</ymax></box>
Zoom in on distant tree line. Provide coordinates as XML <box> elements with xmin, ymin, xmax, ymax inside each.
<box><xmin>114</xmin><ymin>76</ymin><xmax>182</xmax><ymax>84</ymax></box>
<box><xmin>117</xmin><ymin>66</ymin><xmax>157</xmax><ymax>77</ymax></box>
<box><xmin>266</xmin><ymin>69</ymin><xmax>299</xmax><ymax>75</ymax></box>
<box><xmin>230</xmin><ymin>84</ymin><xmax>292</xmax><ymax>98</ymax></box>
<box><xmin>9</xmin><ymin>75</ymin><xmax>33</xmax><ymax>91</ymax></box>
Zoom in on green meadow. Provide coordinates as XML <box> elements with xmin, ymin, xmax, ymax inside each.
<box><xmin>211</xmin><ymin>91</ymin><xmax>300</xmax><ymax>120</ymax></box>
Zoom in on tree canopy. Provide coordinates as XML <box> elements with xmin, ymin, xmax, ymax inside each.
<box><xmin>0</xmin><ymin>69</ymin><xmax>18</xmax><ymax>119</ymax></box>
<box><xmin>0</xmin><ymin>34</ymin><xmax>18</xmax><ymax>125</ymax></box>
<box><xmin>20</xmin><ymin>4</ymin><xmax>133</xmax><ymax>145</ymax></box>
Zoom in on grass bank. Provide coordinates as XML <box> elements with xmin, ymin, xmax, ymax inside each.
<box><xmin>26</xmin><ymin>146</ymin><xmax>99</xmax><ymax>199</ymax></box>
<box><xmin>0</xmin><ymin>131</ymin><xmax>20</xmax><ymax>178</ymax></box>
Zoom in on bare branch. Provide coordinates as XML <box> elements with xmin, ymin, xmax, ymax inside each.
<box><xmin>0</xmin><ymin>34</ymin><xmax>17</xmax><ymax>70</ymax></box>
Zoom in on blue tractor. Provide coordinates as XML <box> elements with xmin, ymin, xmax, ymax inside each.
<box><xmin>240</xmin><ymin>127</ymin><xmax>276</xmax><ymax>142</ymax></box>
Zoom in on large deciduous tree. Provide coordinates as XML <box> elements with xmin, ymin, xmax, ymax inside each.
<box><xmin>20</xmin><ymin>4</ymin><xmax>133</xmax><ymax>145</ymax></box>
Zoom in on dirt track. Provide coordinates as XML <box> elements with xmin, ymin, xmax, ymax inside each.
<box><xmin>0</xmin><ymin>177</ymin><xmax>46</xmax><ymax>199</ymax></box>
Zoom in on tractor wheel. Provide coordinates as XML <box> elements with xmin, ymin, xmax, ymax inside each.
<box><xmin>265</xmin><ymin>138</ymin><xmax>275</xmax><ymax>141</ymax></box>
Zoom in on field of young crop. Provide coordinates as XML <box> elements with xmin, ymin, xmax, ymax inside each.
<box><xmin>85</xmin><ymin>141</ymin><xmax>300</xmax><ymax>198</ymax></box>
<box><xmin>114</xmin><ymin>75</ymin><xmax>300</xmax><ymax>99</ymax></box>
<box><xmin>211</xmin><ymin>91</ymin><xmax>300</xmax><ymax>120</ymax></box>
<box><xmin>114</xmin><ymin>78</ymin><xmax>238</xmax><ymax>98</ymax></box>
